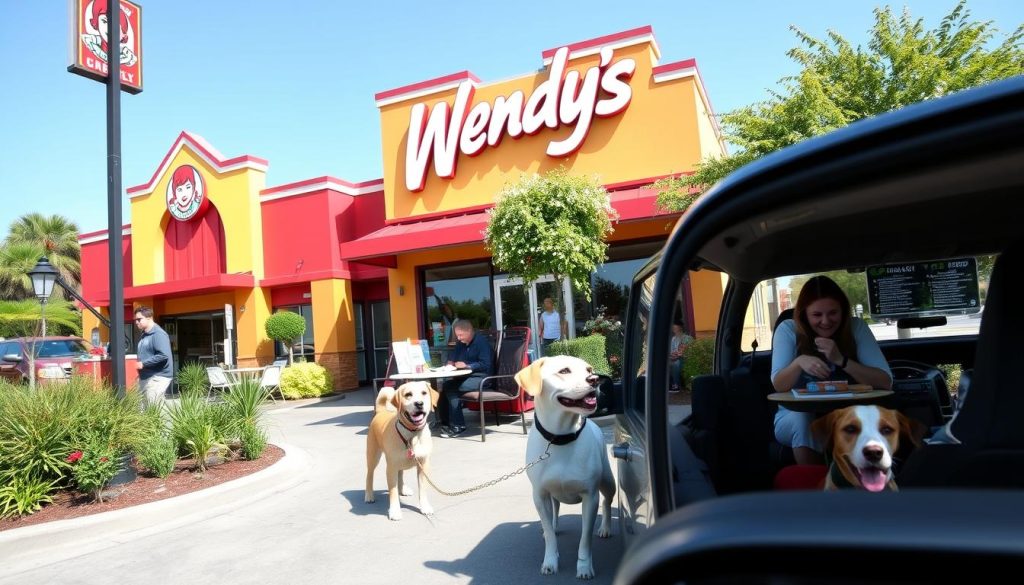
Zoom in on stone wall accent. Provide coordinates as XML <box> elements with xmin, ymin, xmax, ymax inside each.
<box><xmin>317</xmin><ymin>351</ymin><xmax>359</xmax><ymax>391</ymax></box>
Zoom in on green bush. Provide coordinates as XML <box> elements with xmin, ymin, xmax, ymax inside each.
<box><xmin>545</xmin><ymin>335</ymin><xmax>611</xmax><ymax>376</ymax></box>
<box><xmin>239</xmin><ymin>422</ymin><xmax>268</xmax><ymax>460</ymax></box>
<box><xmin>279</xmin><ymin>362</ymin><xmax>333</xmax><ymax>399</ymax></box>
<box><xmin>166</xmin><ymin>392</ymin><xmax>230</xmax><ymax>472</ymax></box>
<box><xmin>0</xmin><ymin>475</ymin><xmax>57</xmax><ymax>519</ymax></box>
<box><xmin>68</xmin><ymin>432</ymin><xmax>120</xmax><ymax>502</ymax></box>
<box><xmin>265</xmin><ymin>312</ymin><xmax>306</xmax><ymax>364</ymax></box>
<box><xmin>682</xmin><ymin>336</ymin><xmax>716</xmax><ymax>390</ymax></box>
<box><xmin>135</xmin><ymin>432</ymin><xmax>177</xmax><ymax>478</ymax></box>
<box><xmin>176</xmin><ymin>361</ymin><xmax>209</xmax><ymax>396</ymax></box>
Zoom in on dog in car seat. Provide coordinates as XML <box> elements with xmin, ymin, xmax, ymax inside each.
<box><xmin>811</xmin><ymin>405</ymin><xmax>923</xmax><ymax>491</ymax></box>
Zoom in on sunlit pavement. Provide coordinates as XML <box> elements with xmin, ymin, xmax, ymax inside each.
<box><xmin>0</xmin><ymin>388</ymin><xmax>667</xmax><ymax>585</ymax></box>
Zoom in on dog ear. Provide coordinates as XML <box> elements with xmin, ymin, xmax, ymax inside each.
<box><xmin>810</xmin><ymin>411</ymin><xmax>838</xmax><ymax>455</ymax></box>
<box><xmin>514</xmin><ymin>358</ymin><xmax>546</xmax><ymax>397</ymax></box>
<box><xmin>429</xmin><ymin>385</ymin><xmax>439</xmax><ymax>408</ymax></box>
<box><xmin>897</xmin><ymin>411</ymin><xmax>928</xmax><ymax>448</ymax></box>
<box><xmin>391</xmin><ymin>385</ymin><xmax>405</xmax><ymax>410</ymax></box>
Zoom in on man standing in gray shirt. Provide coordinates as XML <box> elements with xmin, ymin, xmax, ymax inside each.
<box><xmin>133</xmin><ymin>306</ymin><xmax>173</xmax><ymax>408</ymax></box>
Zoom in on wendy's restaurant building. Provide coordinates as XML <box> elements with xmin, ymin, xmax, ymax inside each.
<box><xmin>80</xmin><ymin>25</ymin><xmax>732</xmax><ymax>391</ymax></box>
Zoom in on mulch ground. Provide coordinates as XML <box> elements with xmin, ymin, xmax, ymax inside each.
<box><xmin>0</xmin><ymin>444</ymin><xmax>283</xmax><ymax>532</ymax></box>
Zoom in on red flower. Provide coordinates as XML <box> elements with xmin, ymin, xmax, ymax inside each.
<box><xmin>100</xmin><ymin>457</ymin><xmax>109</xmax><ymax>463</ymax></box>
<box><xmin>66</xmin><ymin>451</ymin><xmax>83</xmax><ymax>464</ymax></box>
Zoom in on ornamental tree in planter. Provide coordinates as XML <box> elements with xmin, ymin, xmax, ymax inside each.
<box><xmin>264</xmin><ymin>311</ymin><xmax>306</xmax><ymax>365</ymax></box>
<box><xmin>484</xmin><ymin>168</ymin><xmax>618</xmax><ymax>335</ymax></box>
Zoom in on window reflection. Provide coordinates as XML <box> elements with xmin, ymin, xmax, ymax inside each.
<box><xmin>423</xmin><ymin>262</ymin><xmax>493</xmax><ymax>348</ymax></box>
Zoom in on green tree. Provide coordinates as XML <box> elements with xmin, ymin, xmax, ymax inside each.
<box><xmin>656</xmin><ymin>1</ymin><xmax>1024</xmax><ymax>210</ymax></box>
<box><xmin>485</xmin><ymin>168</ymin><xmax>617</xmax><ymax>316</ymax></box>
<box><xmin>264</xmin><ymin>311</ymin><xmax>306</xmax><ymax>365</ymax></box>
<box><xmin>3</xmin><ymin>214</ymin><xmax>81</xmax><ymax>294</ymax></box>
<box><xmin>0</xmin><ymin>299</ymin><xmax>82</xmax><ymax>338</ymax></box>
<box><xmin>0</xmin><ymin>242</ymin><xmax>46</xmax><ymax>301</ymax></box>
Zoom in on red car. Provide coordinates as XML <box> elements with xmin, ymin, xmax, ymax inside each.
<box><xmin>0</xmin><ymin>336</ymin><xmax>92</xmax><ymax>384</ymax></box>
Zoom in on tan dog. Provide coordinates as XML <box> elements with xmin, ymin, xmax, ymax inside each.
<box><xmin>515</xmin><ymin>356</ymin><xmax>615</xmax><ymax>579</ymax></box>
<box><xmin>811</xmin><ymin>405</ymin><xmax>922</xmax><ymax>492</ymax></box>
<box><xmin>365</xmin><ymin>382</ymin><xmax>437</xmax><ymax>520</ymax></box>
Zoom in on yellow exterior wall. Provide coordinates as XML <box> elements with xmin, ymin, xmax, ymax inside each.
<box><xmin>690</xmin><ymin>270</ymin><xmax>728</xmax><ymax>336</ymax></box>
<box><xmin>311</xmin><ymin>279</ymin><xmax>356</xmax><ymax>352</ymax></box>
<box><xmin>379</xmin><ymin>43</ymin><xmax>723</xmax><ymax>221</ymax></box>
<box><xmin>128</xmin><ymin>145</ymin><xmax>266</xmax><ymax>286</ymax></box>
<box><xmin>234</xmin><ymin>287</ymin><xmax>273</xmax><ymax>364</ymax></box>
<box><xmin>81</xmin><ymin>307</ymin><xmax>108</xmax><ymax>344</ymax></box>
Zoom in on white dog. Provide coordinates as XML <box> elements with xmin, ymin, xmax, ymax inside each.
<box><xmin>365</xmin><ymin>382</ymin><xmax>435</xmax><ymax>520</ymax></box>
<box><xmin>515</xmin><ymin>356</ymin><xmax>615</xmax><ymax>579</ymax></box>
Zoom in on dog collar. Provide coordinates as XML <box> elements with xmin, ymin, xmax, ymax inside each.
<box><xmin>534</xmin><ymin>417</ymin><xmax>586</xmax><ymax>445</ymax></box>
<box><xmin>825</xmin><ymin>453</ymin><xmax>856</xmax><ymax>489</ymax></box>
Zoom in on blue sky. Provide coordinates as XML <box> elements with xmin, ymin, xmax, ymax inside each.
<box><xmin>0</xmin><ymin>1</ymin><xmax>1020</xmax><ymax>235</ymax></box>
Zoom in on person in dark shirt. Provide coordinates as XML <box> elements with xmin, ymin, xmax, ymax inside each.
<box><xmin>134</xmin><ymin>305</ymin><xmax>174</xmax><ymax>408</ymax></box>
<box><xmin>436</xmin><ymin>319</ymin><xmax>494</xmax><ymax>438</ymax></box>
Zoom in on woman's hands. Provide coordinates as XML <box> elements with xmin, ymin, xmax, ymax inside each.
<box><xmin>813</xmin><ymin>337</ymin><xmax>843</xmax><ymax>366</ymax></box>
<box><xmin>795</xmin><ymin>354</ymin><xmax>832</xmax><ymax>380</ymax></box>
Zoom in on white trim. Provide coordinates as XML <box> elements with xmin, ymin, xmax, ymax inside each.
<box><xmin>259</xmin><ymin>180</ymin><xmax>384</xmax><ymax>202</ymax></box>
<box><xmin>542</xmin><ymin>33</ymin><xmax>659</xmax><ymax>66</ymax></box>
<box><xmin>375</xmin><ymin>79</ymin><xmax>476</xmax><ymax>108</ymax></box>
<box><xmin>652</xmin><ymin>67</ymin><xmax>697</xmax><ymax>84</ymax></box>
<box><xmin>79</xmin><ymin>227</ymin><xmax>132</xmax><ymax>245</ymax></box>
<box><xmin>128</xmin><ymin>133</ymin><xmax>268</xmax><ymax>199</ymax></box>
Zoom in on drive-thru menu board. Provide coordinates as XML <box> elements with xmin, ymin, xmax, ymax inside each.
<box><xmin>866</xmin><ymin>258</ymin><xmax>980</xmax><ymax>318</ymax></box>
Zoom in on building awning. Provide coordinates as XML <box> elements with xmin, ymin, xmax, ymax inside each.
<box><xmin>339</xmin><ymin>185</ymin><xmax>674</xmax><ymax>262</ymax></box>
<box><xmin>124</xmin><ymin>273</ymin><xmax>255</xmax><ymax>301</ymax></box>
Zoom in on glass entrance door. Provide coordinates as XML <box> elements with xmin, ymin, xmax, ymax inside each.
<box><xmin>493</xmin><ymin>275</ymin><xmax>574</xmax><ymax>358</ymax></box>
<box><xmin>370</xmin><ymin>301</ymin><xmax>392</xmax><ymax>380</ymax></box>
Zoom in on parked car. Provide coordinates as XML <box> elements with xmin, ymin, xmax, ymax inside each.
<box><xmin>0</xmin><ymin>336</ymin><xmax>93</xmax><ymax>384</ymax></box>
<box><xmin>604</xmin><ymin>76</ymin><xmax>1024</xmax><ymax>583</ymax></box>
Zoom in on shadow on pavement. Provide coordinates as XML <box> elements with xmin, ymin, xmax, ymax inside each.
<box><xmin>423</xmin><ymin>514</ymin><xmax>622</xmax><ymax>584</ymax></box>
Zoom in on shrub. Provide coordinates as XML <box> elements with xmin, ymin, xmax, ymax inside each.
<box><xmin>682</xmin><ymin>336</ymin><xmax>716</xmax><ymax>390</ymax></box>
<box><xmin>0</xmin><ymin>475</ymin><xmax>57</xmax><ymax>519</ymax></box>
<box><xmin>166</xmin><ymin>391</ymin><xmax>230</xmax><ymax>472</ymax></box>
<box><xmin>135</xmin><ymin>432</ymin><xmax>177</xmax><ymax>478</ymax></box>
<box><xmin>239</xmin><ymin>422</ymin><xmax>268</xmax><ymax>460</ymax></box>
<box><xmin>545</xmin><ymin>335</ymin><xmax>611</xmax><ymax>376</ymax></box>
<box><xmin>176</xmin><ymin>361</ymin><xmax>209</xmax><ymax>396</ymax></box>
<box><xmin>68</xmin><ymin>432</ymin><xmax>120</xmax><ymax>502</ymax></box>
<box><xmin>224</xmin><ymin>378</ymin><xmax>271</xmax><ymax>427</ymax></box>
<box><xmin>265</xmin><ymin>312</ymin><xmax>306</xmax><ymax>364</ymax></box>
<box><xmin>279</xmin><ymin>362</ymin><xmax>333</xmax><ymax>399</ymax></box>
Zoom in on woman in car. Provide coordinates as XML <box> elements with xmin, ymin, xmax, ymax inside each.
<box><xmin>771</xmin><ymin>275</ymin><xmax>893</xmax><ymax>464</ymax></box>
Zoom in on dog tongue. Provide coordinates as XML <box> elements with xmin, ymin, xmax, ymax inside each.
<box><xmin>859</xmin><ymin>467</ymin><xmax>888</xmax><ymax>492</ymax></box>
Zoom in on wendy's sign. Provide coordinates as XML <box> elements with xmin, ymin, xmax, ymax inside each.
<box><xmin>67</xmin><ymin>0</ymin><xmax>143</xmax><ymax>94</ymax></box>
<box><xmin>404</xmin><ymin>46</ymin><xmax>635</xmax><ymax>192</ymax></box>
<box><xmin>166</xmin><ymin>165</ymin><xmax>210</xmax><ymax>222</ymax></box>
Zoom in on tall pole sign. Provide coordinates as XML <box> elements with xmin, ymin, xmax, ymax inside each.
<box><xmin>68</xmin><ymin>0</ymin><xmax>143</xmax><ymax>393</ymax></box>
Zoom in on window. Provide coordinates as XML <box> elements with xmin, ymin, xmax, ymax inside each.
<box><xmin>37</xmin><ymin>339</ymin><xmax>88</xmax><ymax>357</ymax></box>
<box><xmin>744</xmin><ymin>258</ymin><xmax>992</xmax><ymax>350</ymax></box>
<box><xmin>422</xmin><ymin>262</ymin><xmax>493</xmax><ymax>347</ymax></box>
<box><xmin>626</xmin><ymin>270</ymin><xmax>657</xmax><ymax>416</ymax></box>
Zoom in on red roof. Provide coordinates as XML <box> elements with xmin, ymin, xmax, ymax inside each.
<box><xmin>123</xmin><ymin>273</ymin><xmax>254</xmax><ymax>301</ymax></box>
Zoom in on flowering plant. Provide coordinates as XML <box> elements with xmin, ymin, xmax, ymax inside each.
<box><xmin>583</xmin><ymin>307</ymin><xmax>622</xmax><ymax>336</ymax></box>
<box><xmin>67</xmin><ymin>435</ymin><xmax>120</xmax><ymax>502</ymax></box>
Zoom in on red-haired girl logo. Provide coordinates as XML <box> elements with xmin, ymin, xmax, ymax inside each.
<box><xmin>166</xmin><ymin>165</ymin><xmax>210</xmax><ymax>222</ymax></box>
<box><xmin>81</xmin><ymin>0</ymin><xmax>139</xmax><ymax>67</ymax></box>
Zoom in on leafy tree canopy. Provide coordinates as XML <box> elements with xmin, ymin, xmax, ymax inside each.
<box><xmin>657</xmin><ymin>1</ymin><xmax>1024</xmax><ymax>211</ymax></box>
<box><xmin>0</xmin><ymin>299</ymin><xmax>82</xmax><ymax>338</ymax></box>
<box><xmin>264</xmin><ymin>311</ymin><xmax>306</xmax><ymax>342</ymax></box>
<box><xmin>485</xmin><ymin>168</ymin><xmax>617</xmax><ymax>301</ymax></box>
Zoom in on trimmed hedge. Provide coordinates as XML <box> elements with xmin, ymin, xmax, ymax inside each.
<box><xmin>279</xmin><ymin>362</ymin><xmax>333</xmax><ymax>399</ymax></box>
<box><xmin>545</xmin><ymin>334</ymin><xmax>611</xmax><ymax>376</ymax></box>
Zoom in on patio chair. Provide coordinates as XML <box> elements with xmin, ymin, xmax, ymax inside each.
<box><xmin>462</xmin><ymin>327</ymin><xmax>531</xmax><ymax>442</ymax></box>
<box><xmin>272</xmin><ymin>358</ymin><xmax>288</xmax><ymax>367</ymax></box>
<box><xmin>206</xmin><ymin>366</ymin><xmax>236</xmax><ymax>398</ymax></box>
<box><xmin>259</xmin><ymin>365</ymin><xmax>283</xmax><ymax>403</ymax></box>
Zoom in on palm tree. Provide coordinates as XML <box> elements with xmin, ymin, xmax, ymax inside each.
<box><xmin>4</xmin><ymin>213</ymin><xmax>81</xmax><ymax>290</ymax></box>
<box><xmin>0</xmin><ymin>241</ymin><xmax>46</xmax><ymax>300</ymax></box>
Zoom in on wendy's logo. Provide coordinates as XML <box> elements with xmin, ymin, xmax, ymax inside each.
<box><xmin>166</xmin><ymin>165</ymin><xmax>209</xmax><ymax>221</ymax></box>
<box><xmin>80</xmin><ymin>0</ymin><xmax>139</xmax><ymax>68</ymax></box>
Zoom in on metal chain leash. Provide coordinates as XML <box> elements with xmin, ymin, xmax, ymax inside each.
<box><xmin>416</xmin><ymin>442</ymin><xmax>552</xmax><ymax>497</ymax></box>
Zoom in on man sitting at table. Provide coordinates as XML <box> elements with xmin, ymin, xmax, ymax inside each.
<box><xmin>436</xmin><ymin>319</ymin><xmax>494</xmax><ymax>438</ymax></box>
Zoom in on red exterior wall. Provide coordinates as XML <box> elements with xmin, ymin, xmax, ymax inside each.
<box><xmin>261</xmin><ymin>190</ymin><xmax>353</xmax><ymax>280</ymax></box>
<box><xmin>80</xmin><ymin>229</ymin><xmax>133</xmax><ymax>306</ymax></box>
<box><xmin>164</xmin><ymin>205</ymin><xmax>227</xmax><ymax>280</ymax></box>
<box><xmin>271</xmin><ymin>283</ymin><xmax>312</xmax><ymax>307</ymax></box>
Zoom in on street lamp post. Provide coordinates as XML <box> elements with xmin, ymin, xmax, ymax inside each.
<box><xmin>28</xmin><ymin>257</ymin><xmax>58</xmax><ymax>337</ymax></box>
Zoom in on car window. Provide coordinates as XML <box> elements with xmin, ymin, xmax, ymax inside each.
<box><xmin>36</xmin><ymin>340</ymin><xmax>88</xmax><ymax>358</ymax></box>
<box><xmin>0</xmin><ymin>342</ymin><xmax>18</xmax><ymax>357</ymax></box>
<box><xmin>743</xmin><ymin>258</ymin><xmax>992</xmax><ymax>350</ymax></box>
<box><xmin>626</xmin><ymin>270</ymin><xmax>657</xmax><ymax>416</ymax></box>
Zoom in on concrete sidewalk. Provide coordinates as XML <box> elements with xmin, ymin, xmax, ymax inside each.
<box><xmin>0</xmin><ymin>388</ymin><xmax>690</xmax><ymax>585</ymax></box>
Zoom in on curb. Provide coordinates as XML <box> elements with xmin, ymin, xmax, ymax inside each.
<box><xmin>0</xmin><ymin>442</ymin><xmax>312</xmax><ymax>573</ymax></box>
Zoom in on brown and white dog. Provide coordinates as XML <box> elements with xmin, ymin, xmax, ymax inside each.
<box><xmin>811</xmin><ymin>405</ymin><xmax>922</xmax><ymax>492</ymax></box>
<box><xmin>365</xmin><ymin>382</ymin><xmax>437</xmax><ymax>520</ymax></box>
<box><xmin>515</xmin><ymin>356</ymin><xmax>615</xmax><ymax>579</ymax></box>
